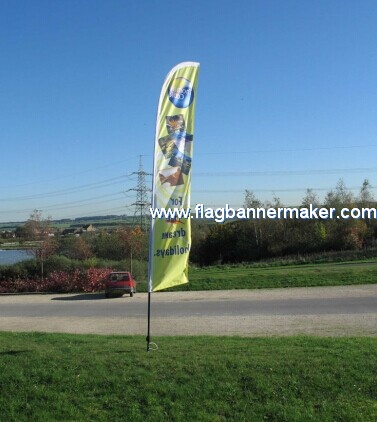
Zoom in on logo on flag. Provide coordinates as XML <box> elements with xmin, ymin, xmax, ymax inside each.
<box><xmin>168</xmin><ymin>77</ymin><xmax>195</xmax><ymax>108</ymax></box>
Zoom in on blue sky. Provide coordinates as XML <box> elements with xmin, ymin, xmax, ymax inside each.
<box><xmin>1</xmin><ymin>0</ymin><xmax>377</xmax><ymax>222</ymax></box>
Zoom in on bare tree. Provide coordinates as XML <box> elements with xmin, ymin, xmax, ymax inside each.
<box><xmin>24</xmin><ymin>210</ymin><xmax>57</xmax><ymax>280</ymax></box>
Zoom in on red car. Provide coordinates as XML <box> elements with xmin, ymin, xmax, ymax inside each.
<box><xmin>105</xmin><ymin>271</ymin><xmax>137</xmax><ymax>298</ymax></box>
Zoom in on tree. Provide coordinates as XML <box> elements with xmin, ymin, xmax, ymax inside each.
<box><xmin>324</xmin><ymin>179</ymin><xmax>353</xmax><ymax>210</ymax></box>
<box><xmin>295</xmin><ymin>189</ymin><xmax>326</xmax><ymax>253</ymax></box>
<box><xmin>301</xmin><ymin>189</ymin><xmax>320</xmax><ymax>208</ymax></box>
<box><xmin>324</xmin><ymin>180</ymin><xmax>367</xmax><ymax>250</ymax></box>
<box><xmin>263</xmin><ymin>195</ymin><xmax>286</xmax><ymax>257</ymax></box>
<box><xmin>93</xmin><ymin>230</ymin><xmax>125</xmax><ymax>261</ymax></box>
<box><xmin>357</xmin><ymin>179</ymin><xmax>376</xmax><ymax>247</ymax></box>
<box><xmin>358</xmin><ymin>179</ymin><xmax>374</xmax><ymax>205</ymax></box>
<box><xmin>70</xmin><ymin>236</ymin><xmax>93</xmax><ymax>260</ymax></box>
<box><xmin>128</xmin><ymin>226</ymin><xmax>148</xmax><ymax>261</ymax></box>
<box><xmin>190</xmin><ymin>220</ymin><xmax>211</xmax><ymax>264</ymax></box>
<box><xmin>23</xmin><ymin>210</ymin><xmax>57</xmax><ymax>280</ymax></box>
<box><xmin>243</xmin><ymin>189</ymin><xmax>264</xmax><ymax>253</ymax></box>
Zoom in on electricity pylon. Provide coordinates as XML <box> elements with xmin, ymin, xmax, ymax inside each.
<box><xmin>129</xmin><ymin>156</ymin><xmax>152</xmax><ymax>231</ymax></box>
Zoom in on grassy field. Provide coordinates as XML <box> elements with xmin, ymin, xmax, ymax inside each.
<box><xmin>135</xmin><ymin>260</ymin><xmax>377</xmax><ymax>292</ymax></box>
<box><xmin>2</xmin><ymin>252</ymin><xmax>377</xmax><ymax>293</ymax></box>
<box><xmin>0</xmin><ymin>333</ymin><xmax>376</xmax><ymax>421</ymax></box>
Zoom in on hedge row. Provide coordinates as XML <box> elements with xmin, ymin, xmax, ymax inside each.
<box><xmin>0</xmin><ymin>254</ymin><xmax>148</xmax><ymax>282</ymax></box>
<box><xmin>0</xmin><ymin>268</ymin><xmax>112</xmax><ymax>294</ymax></box>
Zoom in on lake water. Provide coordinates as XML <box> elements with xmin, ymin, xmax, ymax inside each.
<box><xmin>0</xmin><ymin>250</ymin><xmax>33</xmax><ymax>265</ymax></box>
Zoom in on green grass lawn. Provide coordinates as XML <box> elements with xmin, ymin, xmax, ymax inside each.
<box><xmin>189</xmin><ymin>260</ymin><xmax>377</xmax><ymax>288</ymax></box>
<box><xmin>0</xmin><ymin>333</ymin><xmax>376</xmax><ymax>421</ymax></box>
<box><xmin>136</xmin><ymin>261</ymin><xmax>377</xmax><ymax>292</ymax></box>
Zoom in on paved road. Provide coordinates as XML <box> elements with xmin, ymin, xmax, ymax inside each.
<box><xmin>0</xmin><ymin>285</ymin><xmax>376</xmax><ymax>336</ymax></box>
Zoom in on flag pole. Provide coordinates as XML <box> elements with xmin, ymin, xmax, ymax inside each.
<box><xmin>146</xmin><ymin>291</ymin><xmax>151</xmax><ymax>351</ymax></box>
<box><xmin>146</xmin><ymin>191</ymin><xmax>154</xmax><ymax>352</ymax></box>
<box><xmin>146</xmin><ymin>65</ymin><xmax>159</xmax><ymax>352</ymax></box>
<box><xmin>146</xmin><ymin>214</ymin><xmax>154</xmax><ymax>352</ymax></box>
<box><xmin>146</xmin><ymin>62</ymin><xmax>199</xmax><ymax>352</ymax></box>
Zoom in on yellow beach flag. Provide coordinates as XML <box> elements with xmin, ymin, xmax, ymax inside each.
<box><xmin>148</xmin><ymin>62</ymin><xmax>200</xmax><ymax>292</ymax></box>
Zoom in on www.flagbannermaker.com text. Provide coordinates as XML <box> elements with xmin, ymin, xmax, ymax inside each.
<box><xmin>150</xmin><ymin>204</ymin><xmax>377</xmax><ymax>223</ymax></box>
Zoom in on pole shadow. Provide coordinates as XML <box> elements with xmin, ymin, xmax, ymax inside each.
<box><xmin>51</xmin><ymin>293</ymin><xmax>106</xmax><ymax>301</ymax></box>
<box><xmin>0</xmin><ymin>350</ymin><xmax>31</xmax><ymax>356</ymax></box>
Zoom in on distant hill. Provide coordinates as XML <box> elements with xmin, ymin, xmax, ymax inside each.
<box><xmin>0</xmin><ymin>214</ymin><xmax>134</xmax><ymax>231</ymax></box>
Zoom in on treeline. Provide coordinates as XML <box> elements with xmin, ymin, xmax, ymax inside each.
<box><xmin>5</xmin><ymin>179</ymin><xmax>377</xmax><ymax>273</ymax></box>
<box><xmin>190</xmin><ymin>179</ymin><xmax>377</xmax><ymax>265</ymax></box>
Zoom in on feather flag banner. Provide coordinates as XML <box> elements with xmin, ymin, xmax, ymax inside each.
<box><xmin>148</xmin><ymin>62</ymin><xmax>200</xmax><ymax>292</ymax></box>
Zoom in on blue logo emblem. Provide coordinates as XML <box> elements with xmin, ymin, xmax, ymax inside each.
<box><xmin>167</xmin><ymin>77</ymin><xmax>194</xmax><ymax>108</ymax></box>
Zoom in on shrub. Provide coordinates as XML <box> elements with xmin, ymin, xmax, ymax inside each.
<box><xmin>43</xmin><ymin>255</ymin><xmax>76</xmax><ymax>275</ymax></box>
<box><xmin>0</xmin><ymin>268</ymin><xmax>113</xmax><ymax>294</ymax></box>
<box><xmin>0</xmin><ymin>264</ymin><xmax>27</xmax><ymax>281</ymax></box>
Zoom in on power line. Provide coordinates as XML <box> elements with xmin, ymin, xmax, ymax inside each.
<box><xmin>0</xmin><ymin>175</ymin><xmax>130</xmax><ymax>201</ymax></box>
<box><xmin>3</xmin><ymin>143</ymin><xmax>377</xmax><ymax>190</ymax></box>
<box><xmin>0</xmin><ymin>154</ymin><xmax>149</xmax><ymax>189</ymax></box>
<box><xmin>196</xmin><ymin>167</ymin><xmax>377</xmax><ymax>177</ymax></box>
<box><xmin>197</xmin><ymin>143</ymin><xmax>377</xmax><ymax>155</ymax></box>
<box><xmin>2</xmin><ymin>168</ymin><xmax>375</xmax><ymax>203</ymax></box>
<box><xmin>194</xmin><ymin>186</ymin><xmax>377</xmax><ymax>194</ymax></box>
